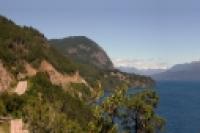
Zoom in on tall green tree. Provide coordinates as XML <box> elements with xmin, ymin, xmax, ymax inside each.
<box><xmin>89</xmin><ymin>86</ymin><xmax>165</xmax><ymax>133</ymax></box>
<box><xmin>122</xmin><ymin>90</ymin><xmax>165</xmax><ymax>133</ymax></box>
<box><xmin>22</xmin><ymin>95</ymin><xmax>83</xmax><ymax>133</ymax></box>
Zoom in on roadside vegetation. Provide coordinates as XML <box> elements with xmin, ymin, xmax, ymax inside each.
<box><xmin>0</xmin><ymin>73</ymin><xmax>165</xmax><ymax>133</ymax></box>
<box><xmin>0</xmin><ymin>15</ymin><xmax>165</xmax><ymax>133</ymax></box>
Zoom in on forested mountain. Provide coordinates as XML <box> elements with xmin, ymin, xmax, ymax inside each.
<box><xmin>0</xmin><ymin>15</ymin><xmax>164</xmax><ymax>133</ymax></box>
<box><xmin>49</xmin><ymin>37</ymin><xmax>155</xmax><ymax>90</ymax></box>
<box><xmin>0</xmin><ymin>14</ymin><xmax>155</xmax><ymax>94</ymax></box>
<box><xmin>49</xmin><ymin>36</ymin><xmax>113</xmax><ymax>70</ymax></box>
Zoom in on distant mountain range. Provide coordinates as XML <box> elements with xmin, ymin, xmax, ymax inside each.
<box><xmin>118</xmin><ymin>61</ymin><xmax>200</xmax><ymax>81</ymax></box>
<box><xmin>152</xmin><ymin>61</ymin><xmax>200</xmax><ymax>81</ymax></box>
<box><xmin>117</xmin><ymin>66</ymin><xmax>166</xmax><ymax>75</ymax></box>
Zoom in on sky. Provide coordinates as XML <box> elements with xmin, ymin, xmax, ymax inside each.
<box><xmin>0</xmin><ymin>0</ymin><xmax>200</xmax><ymax>69</ymax></box>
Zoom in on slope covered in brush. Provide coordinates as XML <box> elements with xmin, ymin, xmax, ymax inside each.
<box><xmin>0</xmin><ymin>15</ymin><xmax>164</xmax><ymax>133</ymax></box>
<box><xmin>0</xmin><ymin>16</ymin><xmax>77</xmax><ymax>77</ymax></box>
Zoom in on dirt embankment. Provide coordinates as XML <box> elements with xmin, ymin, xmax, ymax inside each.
<box><xmin>40</xmin><ymin>60</ymin><xmax>87</xmax><ymax>87</ymax></box>
<box><xmin>14</xmin><ymin>81</ymin><xmax>27</xmax><ymax>95</ymax></box>
<box><xmin>10</xmin><ymin>119</ymin><xmax>28</xmax><ymax>133</ymax></box>
<box><xmin>0</xmin><ymin>62</ymin><xmax>13</xmax><ymax>92</ymax></box>
<box><xmin>0</xmin><ymin>60</ymin><xmax>90</xmax><ymax>94</ymax></box>
<box><xmin>24</xmin><ymin>63</ymin><xmax>37</xmax><ymax>77</ymax></box>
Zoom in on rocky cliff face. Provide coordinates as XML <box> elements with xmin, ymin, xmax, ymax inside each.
<box><xmin>49</xmin><ymin>36</ymin><xmax>114</xmax><ymax>70</ymax></box>
<box><xmin>0</xmin><ymin>61</ymin><xmax>13</xmax><ymax>91</ymax></box>
<box><xmin>40</xmin><ymin>60</ymin><xmax>87</xmax><ymax>87</ymax></box>
<box><xmin>0</xmin><ymin>16</ymin><xmax>88</xmax><ymax>93</ymax></box>
<box><xmin>0</xmin><ymin>15</ymin><xmax>154</xmax><ymax>93</ymax></box>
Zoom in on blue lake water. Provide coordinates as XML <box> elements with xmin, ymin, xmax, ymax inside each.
<box><xmin>156</xmin><ymin>81</ymin><xmax>200</xmax><ymax>133</ymax></box>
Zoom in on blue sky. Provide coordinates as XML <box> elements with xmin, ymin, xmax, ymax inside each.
<box><xmin>1</xmin><ymin>0</ymin><xmax>200</xmax><ymax>69</ymax></box>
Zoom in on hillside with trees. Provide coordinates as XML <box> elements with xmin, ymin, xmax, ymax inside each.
<box><xmin>49</xmin><ymin>36</ymin><xmax>154</xmax><ymax>90</ymax></box>
<box><xmin>0</xmin><ymin>15</ymin><xmax>164</xmax><ymax>133</ymax></box>
<box><xmin>49</xmin><ymin>36</ymin><xmax>114</xmax><ymax>70</ymax></box>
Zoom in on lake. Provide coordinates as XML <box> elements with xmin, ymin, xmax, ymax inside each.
<box><xmin>156</xmin><ymin>81</ymin><xmax>200</xmax><ymax>133</ymax></box>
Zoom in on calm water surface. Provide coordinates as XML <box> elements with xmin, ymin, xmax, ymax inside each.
<box><xmin>156</xmin><ymin>81</ymin><xmax>200</xmax><ymax>133</ymax></box>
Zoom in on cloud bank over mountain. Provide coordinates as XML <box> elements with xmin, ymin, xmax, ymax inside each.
<box><xmin>112</xmin><ymin>58</ymin><xmax>169</xmax><ymax>70</ymax></box>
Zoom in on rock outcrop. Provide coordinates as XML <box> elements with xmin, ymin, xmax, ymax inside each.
<box><xmin>14</xmin><ymin>81</ymin><xmax>28</xmax><ymax>95</ymax></box>
<box><xmin>0</xmin><ymin>62</ymin><xmax>13</xmax><ymax>92</ymax></box>
<box><xmin>25</xmin><ymin>63</ymin><xmax>37</xmax><ymax>77</ymax></box>
<box><xmin>10</xmin><ymin>119</ymin><xmax>28</xmax><ymax>133</ymax></box>
<box><xmin>49</xmin><ymin>36</ymin><xmax>114</xmax><ymax>69</ymax></box>
<box><xmin>40</xmin><ymin>60</ymin><xmax>86</xmax><ymax>87</ymax></box>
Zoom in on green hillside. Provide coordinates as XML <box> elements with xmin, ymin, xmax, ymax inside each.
<box><xmin>49</xmin><ymin>36</ymin><xmax>113</xmax><ymax>70</ymax></box>
<box><xmin>49</xmin><ymin>37</ymin><xmax>155</xmax><ymax>89</ymax></box>
<box><xmin>0</xmin><ymin>15</ymin><xmax>154</xmax><ymax>90</ymax></box>
<box><xmin>0</xmin><ymin>15</ymin><xmax>164</xmax><ymax>133</ymax></box>
<box><xmin>0</xmin><ymin>15</ymin><xmax>77</xmax><ymax>77</ymax></box>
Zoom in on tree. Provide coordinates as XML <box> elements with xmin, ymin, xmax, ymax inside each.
<box><xmin>122</xmin><ymin>90</ymin><xmax>165</xmax><ymax>133</ymax></box>
<box><xmin>89</xmin><ymin>86</ymin><xmax>165</xmax><ymax>133</ymax></box>
<box><xmin>0</xmin><ymin>72</ymin><xmax>164</xmax><ymax>133</ymax></box>
<box><xmin>87</xmin><ymin>85</ymin><xmax>128</xmax><ymax>133</ymax></box>
<box><xmin>22</xmin><ymin>94</ymin><xmax>83</xmax><ymax>133</ymax></box>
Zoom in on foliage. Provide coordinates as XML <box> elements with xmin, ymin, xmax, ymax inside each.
<box><xmin>0</xmin><ymin>92</ymin><xmax>25</xmax><ymax>118</ymax></box>
<box><xmin>0</xmin><ymin>15</ymin><xmax>154</xmax><ymax>91</ymax></box>
<box><xmin>121</xmin><ymin>90</ymin><xmax>166</xmax><ymax>133</ymax></box>
<box><xmin>0</xmin><ymin>15</ymin><xmax>164</xmax><ymax>133</ymax></box>
<box><xmin>49</xmin><ymin>36</ymin><xmax>114</xmax><ymax>69</ymax></box>
<box><xmin>69</xmin><ymin>83</ymin><xmax>91</xmax><ymax>100</ymax></box>
<box><xmin>0</xmin><ymin>73</ymin><xmax>92</xmax><ymax>132</ymax></box>
<box><xmin>88</xmin><ymin>85</ymin><xmax>165</xmax><ymax>133</ymax></box>
<box><xmin>22</xmin><ymin>96</ymin><xmax>83</xmax><ymax>133</ymax></box>
<box><xmin>49</xmin><ymin>37</ymin><xmax>155</xmax><ymax>90</ymax></box>
<box><xmin>0</xmin><ymin>71</ymin><xmax>164</xmax><ymax>133</ymax></box>
<box><xmin>0</xmin><ymin>73</ymin><xmax>164</xmax><ymax>133</ymax></box>
<box><xmin>0</xmin><ymin>16</ymin><xmax>77</xmax><ymax>77</ymax></box>
<box><xmin>25</xmin><ymin>73</ymin><xmax>93</xmax><ymax>131</ymax></box>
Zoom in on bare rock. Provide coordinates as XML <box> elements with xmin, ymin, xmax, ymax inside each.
<box><xmin>0</xmin><ymin>61</ymin><xmax>13</xmax><ymax>92</ymax></box>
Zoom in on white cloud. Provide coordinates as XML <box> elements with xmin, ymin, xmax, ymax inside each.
<box><xmin>112</xmin><ymin>58</ymin><xmax>169</xmax><ymax>70</ymax></box>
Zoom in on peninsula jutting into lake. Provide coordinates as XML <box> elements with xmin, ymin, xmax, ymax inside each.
<box><xmin>0</xmin><ymin>0</ymin><xmax>200</xmax><ymax>133</ymax></box>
